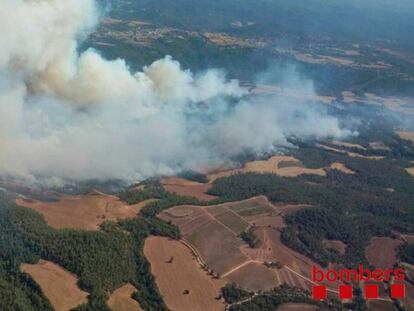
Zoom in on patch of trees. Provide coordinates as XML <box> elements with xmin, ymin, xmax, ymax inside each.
<box><xmin>221</xmin><ymin>283</ymin><xmax>252</xmax><ymax>304</ymax></box>
<box><xmin>177</xmin><ymin>170</ymin><xmax>208</xmax><ymax>183</ymax></box>
<box><xmin>228</xmin><ymin>285</ymin><xmax>343</xmax><ymax>311</ymax></box>
<box><xmin>399</xmin><ymin>243</ymin><xmax>414</xmax><ymax>265</ymax></box>
<box><xmin>119</xmin><ymin>179</ymin><xmax>167</xmax><ymax>204</ymax></box>
<box><xmin>240</xmin><ymin>229</ymin><xmax>259</xmax><ymax>248</ymax></box>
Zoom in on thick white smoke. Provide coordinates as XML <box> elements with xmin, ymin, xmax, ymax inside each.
<box><xmin>0</xmin><ymin>0</ymin><xmax>349</xmax><ymax>184</ymax></box>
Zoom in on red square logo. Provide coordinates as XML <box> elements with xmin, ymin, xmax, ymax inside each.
<box><xmin>339</xmin><ymin>284</ymin><xmax>353</xmax><ymax>300</ymax></box>
<box><xmin>391</xmin><ymin>284</ymin><xmax>405</xmax><ymax>299</ymax></box>
<box><xmin>312</xmin><ymin>285</ymin><xmax>327</xmax><ymax>300</ymax></box>
<box><xmin>364</xmin><ymin>284</ymin><xmax>379</xmax><ymax>299</ymax></box>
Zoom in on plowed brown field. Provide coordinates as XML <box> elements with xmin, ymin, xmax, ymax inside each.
<box><xmin>366</xmin><ymin>237</ymin><xmax>402</xmax><ymax>269</ymax></box>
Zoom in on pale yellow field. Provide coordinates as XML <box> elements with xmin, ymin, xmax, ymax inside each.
<box><xmin>207</xmin><ymin>156</ymin><xmax>326</xmax><ymax>182</ymax></box>
<box><xmin>107</xmin><ymin>284</ymin><xmax>143</xmax><ymax>311</ymax></box>
<box><xmin>144</xmin><ymin>236</ymin><xmax>225</xmax><ymax>311</ymax></box>
<box><xmin>21</xmin><ymin>260</ymin><xmax>88</xmax><ymax>311</ymax></box>
<box><xmin>16</xmin><ymin>191</ymin><xmax>154</xmax><ymax>230</ymax></box>
<box><xmin>329</xmin><ymin>162</ymin><xmax>355</xmax><ymax>174</ymax></box>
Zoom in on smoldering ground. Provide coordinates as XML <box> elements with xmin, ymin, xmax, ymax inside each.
<box><xmin>0</xmin><ymin>0</ymin><xmax>349</xmax><ymax>185</ymax></box>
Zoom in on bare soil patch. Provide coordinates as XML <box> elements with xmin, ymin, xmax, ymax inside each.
<box><xmin>16</xmin><ymin>191</ymin><xmax>153</xmax><ymax>230</ymax></box>
<box><xmin>366</xmin><ymin>237</ymin><xmax>402</xmax><ymax>269</ymax></box>
<box><xmin>107</xmin><ymin>284</ymin><xmax>143</xmax><ymax>311</ymax></box>
<box><xmin>162</xmin><ymin>177</ymin><xmax>217</xmax><ymax>201</ymax></box>
<box><xmin>21</xmin><ymin>260</ymin><xmax>88</xmax><ymax>311</ymax></box>
<box><xmin>144</xmin><ymin>237</ymin><xmax>225</xmax><ymax>311</ymax></box>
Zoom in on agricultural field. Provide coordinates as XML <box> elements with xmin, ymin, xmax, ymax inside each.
<box><xmin>207</xmin><ymin>156</ymin><xmax>327</xmax><ymax>182</ymax></box>
<box><xmin>16</xmin><ymin>191</ymin><xmax>154</xmax><ymax>230</ymax></box>
<box><xmin>107</xmin><ymin>284</ymin><xmax>143</xmax><ymax>311</ymax></box>
<box><xmin>160</xmin><ymin>197</ymin><xmax>336</xmax><ymax>293</ymax></box>
<box><xmin>161</xmin><ymin>177</ymin><xmax>217</xmax><ymax>201</ymax></box>
<box><xmin>144</xmin><ymin>236</ymin><xmax>225</xmax><ymax>311</ymax></box>
<box><xmin>365</xmin><ymin>237</ymin><xmax>402</xmax><ymax>269</ymax></box>
<box><xmin>161</xmin><ymin>204</ymin><xmax>248</xmax><ymax>274</ymax></box>
<box><xmin>21</xmin><ymin>260</ymin><xmax>88</xmax><ymax>311</ymax></box>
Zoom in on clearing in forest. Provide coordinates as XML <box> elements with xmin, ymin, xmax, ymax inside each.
<box><xmin>107</xmin><ymin>284</ymin><xmax>143</xmax><ymax>311</ymax></box>
<box><xmin>161</xmin><ymin>177</ymin><xmax>217</xmax><ymax>201</ymax></box>
<box><xmin>21</xmin><ymin>260</ymin><xmax>88</xmax><ymax>311</ymax></box>
<box><xmin>16</xmin><ymin>191</ymin><xmax>154</xmax><ymax>230</ymax></box>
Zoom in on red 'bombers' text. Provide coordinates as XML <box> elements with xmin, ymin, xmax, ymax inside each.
<box><xmin>312</xmin><ymin>265</ymin><xmax>405</xmax><ymax>283</ymax></box>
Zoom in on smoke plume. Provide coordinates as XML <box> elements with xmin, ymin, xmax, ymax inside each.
<box><xmin>0</xmin><ymin>0</ymin><xmax>349</xmax><ymax>184</ymax></box>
